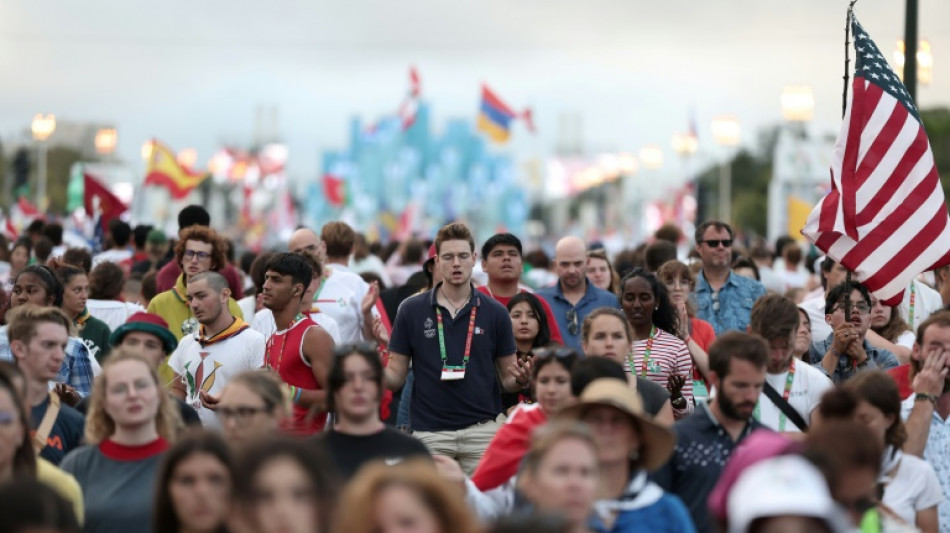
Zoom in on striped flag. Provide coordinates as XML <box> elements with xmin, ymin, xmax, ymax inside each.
<box><xmin>802</xmin><ymin>15</ymin><xmax>950</xmax><ymax>305</ymax></box>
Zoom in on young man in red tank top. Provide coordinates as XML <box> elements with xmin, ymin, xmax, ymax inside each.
<box><xmin>261</xmin><ymin>253</ymin><xmax>335</xmax><ymax>434</ymax></box>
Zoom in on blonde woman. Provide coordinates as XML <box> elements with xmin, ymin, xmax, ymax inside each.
<box><xmin>60</xmin><ymin>348</ymin><xmax>182</xmax><ymax>533</ymax></box>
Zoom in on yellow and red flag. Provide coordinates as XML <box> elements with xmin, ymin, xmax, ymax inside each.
<box><xmin>144</xmin><ymin>140</ymin><xmax>209</xmax><ymax>199</ymax></box>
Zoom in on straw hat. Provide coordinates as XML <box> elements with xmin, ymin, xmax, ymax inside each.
<box><xmin>558</xmin><ymin>378</ymin><xmax>675</xmax><ymax>471</ymax></box>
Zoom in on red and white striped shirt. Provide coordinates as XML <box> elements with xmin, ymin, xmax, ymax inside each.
<box><xmin>627</xmin><ymin>328</ymin><xmax>693</xmax><ymax>418</ymax></box>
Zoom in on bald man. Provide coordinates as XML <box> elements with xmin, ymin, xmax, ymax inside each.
<box><xmin>287</xmin><ymin>228</ymin><xmax>377</xmax><ymax>343</ymax></box>
<box><xmin>536</xmin><ymin>237</ymin><xmax>618</xmax><ymax>352</ymax></box>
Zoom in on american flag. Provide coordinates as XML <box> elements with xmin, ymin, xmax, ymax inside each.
<box><xmin>802</xmin><ymin>16</ymin><xmax>950</xmax><ymax>305</ymax></box>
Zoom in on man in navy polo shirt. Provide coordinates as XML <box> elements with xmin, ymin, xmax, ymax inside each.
<box><xmin>653</xmin><ymin>332</ymin><xmax>770</xmax><ymax>533</ymax></box>
<box><xmin>536</xmin><ymin>236</ymin><xmax>618</xmax><ymax>352</ymax></box>
<box><xmin>384</xmin><ymin>222</ymin><xmax>530</xmax><ymax>475</ymax></box>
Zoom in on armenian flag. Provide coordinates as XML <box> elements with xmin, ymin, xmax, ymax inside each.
<box><xmin>477</xmin><ymin>85</ymin><xmax>534</xmax><ymax>143</ymax></box>
<box><xmin>144</xmin><ymin>140</ymin><xmax>209</xmax><ymax>199</ymax></box>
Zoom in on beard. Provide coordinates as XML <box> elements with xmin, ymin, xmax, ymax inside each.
<box><xmin>717</xmin><ymin>390</ymin><xmax>757</xmax><ymax>421</ymax></box>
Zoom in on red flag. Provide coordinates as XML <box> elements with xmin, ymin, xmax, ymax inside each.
<box><xmin>802</xmin><ymin>16</ymin><xmax>950</xmax><ymax>305</ymax></box>
<box><xmin>83</xmin><ymin>173</ymin><xmax>128</xmax><ymax>229</ymax></box>
<box><xmin>16</xmin><ymin>197</ymin><xmax>40</xmax><ymax>218</ymax></box>
<box><xmin>322</xmin><ymin>174</ymin><xmax>346</xmax><ymax>207</ymax></box>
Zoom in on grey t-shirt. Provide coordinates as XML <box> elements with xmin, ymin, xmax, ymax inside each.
<box><xmin>637</xmin><ymin>377</ymin><xmax>671</xmax><ymax>416</ymax></box>
<box><xmin>60</xmin><ymin>440</ymin><xmax>167</xmax><ymax>533</ymax></box>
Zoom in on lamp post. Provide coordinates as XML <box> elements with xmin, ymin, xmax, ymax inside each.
<box><xmin>711</xmin><ymin>116</ymin><xmax>741</xmax><ymax>223</ymax></box>
<box><xmin>895</xmin><ymin>39</ymin><xmax>933</xmax><ymax>87</ymax></box>
<box><xmin>31</xmin><ymin>113</ymin><xmax>56</xmax><ymax>211</ymax></box>
<box><xmin>94</xmin><ymin>128</ymin><xmax>118</xmax><ymax>156</ymax></box>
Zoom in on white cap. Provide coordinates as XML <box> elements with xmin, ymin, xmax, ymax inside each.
<box><xmin>727</xmin><ymin>455</ymin><xmax>850</xmax><ymax>533</ymax></box>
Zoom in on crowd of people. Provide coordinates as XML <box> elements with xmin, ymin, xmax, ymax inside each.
<box><xmin>0</xmin><ymin>205</ymin><xmax>948</xmax><ymax>533</ymax></box>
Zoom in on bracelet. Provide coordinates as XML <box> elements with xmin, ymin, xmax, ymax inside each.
<box><xmin>294</xmin><ymin>387</ymin><xmax>303</xmax><ymax>404</ymax></box>
<box><xmin>829</xmin><ymin>344</ymin><xmax>841</xmax><ymax>357</ymax></box>
<box><xmin>915</xmin><ymin>393</ymin><xmax>938</xmax><ymax>405</ymax></box>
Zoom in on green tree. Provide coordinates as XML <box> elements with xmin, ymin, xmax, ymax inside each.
<box><xmin>921</xmin><ymin>107</ymin><xmax>950</xmax><ymax>204</ymax></box>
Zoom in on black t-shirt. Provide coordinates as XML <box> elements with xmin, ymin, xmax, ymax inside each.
<box><xmin>388</xmin><ymin>285</ymin><xmax>517</xmax><ymax>431</ymax></box>
<box><xmin>74</xmin><ymin>394</ymin><xmax>201</xmax><ymax>427</ymax></box>
<box><xmin>316</xmin><ymin>427</ymin><xmax>431</xmax><ymax>481</ymax></box>
<box><xmin>30</xmin><ymin>396</ymin><xmax>85</xmax><ymax>466</ymax></box>
<box><xmin>637</xmin><ymin>377</ymin><xmax>671</xmax><ymax>416</ymax></box>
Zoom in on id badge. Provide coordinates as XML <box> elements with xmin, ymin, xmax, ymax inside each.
<box><xmin>441</xmin><ymin>367</ymin><xmax>466</xmax><ymax>381</ymax></box>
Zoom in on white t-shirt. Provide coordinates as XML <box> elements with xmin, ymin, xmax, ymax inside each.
<box><xmin>91</xmin><ymin>249</ymin><xmax>133</xmax><ymax>269</ymax></box>
<box><xmin>899</xmin><ymin>279</ymin><xmax>943</xmax><ymax>332</ymax></box>
<box><xmin>251</xmin><ymin>308</ymin><xmax>342</xmax><ymax>345</ymax></box>
<box><xmin>167</xmin><ymin>327</ymin><xmax>265</xmax><ymax>427</ymax></box>
<box><xmin>882</xmin><ymin>453</ymin><xmax>944</xmax><ymax>527</ymax></box>
<box><xmin>87</xmin><ymin>299</ymin><xmax>146</xmax><ymax>332</ymax></box>
<box><xmin>895</xmin><ymin>330</ymin><xmax>915</xmax><ymax>350</ymax></box>
<box><xmin>755</xmin><ymin>360</ymin><xmax>833</xmax><ymax>433</ymax></box>
<box><xmin>315</xmin><ymin>269</ymin><xmax>375</xmax><ymax>344</ymax></box>
<box><xmin>800</xmin><ymin>295</ymin><xmax>833</xmax><ymax>343</ymax></box>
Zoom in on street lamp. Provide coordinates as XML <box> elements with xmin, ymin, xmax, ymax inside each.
<box><xmin>711</xmin><ymin>115</ymin><xmax>741</xmax><ymax>223</ymax></box>
<box><xmin>780</xmin><ymin>86</ymin><xmax>815</xmax><ymax>122</ymax></box>
<box><xmin>639</xmin><ymin>145</ymin><xmax>664</xmax><ymax>170</ymax></box>
<box><xmin>894</xmin><ymin>40</ymin><xmax>933</xmax><ymax>86</ymax></box>
<box><xmin>95</xmin><ymin>128</ymin><xmax>118</xmax><ymax>155</ymax></box>
<box><xmin>671</xmin><ymin>132</ymin><xmax>698</xmax><ymax>157</ymax></box>
<box><xmin>141</xmin><ymin>140</ymin><xmax>156</xmax><ymax>161</ymax></box>
<box><xmin>31</xmin><ymin>113</ymin><xmax>56</xmax><ymax>211</ymax></box>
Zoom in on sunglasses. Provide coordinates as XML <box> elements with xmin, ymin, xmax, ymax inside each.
<box><xmin>566</xmin><ymin>308</ymin><xmax>579</xmax><ymax>336</ymax></box>
<box><xmin>532</xmin><ymin>346</ymin><xmax>578</xmax><ymax>360</ymax></box>
<box><xmin>701</xmin><ymin>239</ymin><xmax>733</xmax><ymax>248</ymax></box>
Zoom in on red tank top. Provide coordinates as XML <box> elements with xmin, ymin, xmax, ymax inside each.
<box><xmin>266</xmin><ymin>316</ymin><xmax>327</xmax><ymax>434</ymax></box>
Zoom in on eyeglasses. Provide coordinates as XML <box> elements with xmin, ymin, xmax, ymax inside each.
<box><xmin>183</xmin><ymin>250</ymin><xmax>212</xmax><ymax>261</ymax></box>
<box><xmin>566</xmin><ymin>308</ymin><xmax>579</xmax><ymax>336</ymax></box>
<box><xmin>701</xmin><ymin>239</ymin><xmax>733</xmax><ymax>248</ymax></box>
<box><xmin>834</xmin><ymin>301</ymin><xmax>871</xmax><ymax>314</ymax></box>
<box><xmin>532</xmin><ymin>346</ymin><xmax>578</xmax><ymax>360</ymax></box>
<box><xmin>217</xmin><ymin>405</ymin><xmax>272</xmax><ymax>423</ymax></box>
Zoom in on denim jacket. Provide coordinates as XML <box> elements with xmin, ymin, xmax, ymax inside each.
<box><xmin>693</xmin><ymin>271</ymin><xmax>766</xmax><ymax>336</ymax></box>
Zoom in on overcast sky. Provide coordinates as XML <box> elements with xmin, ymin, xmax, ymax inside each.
<box><xmin>2</xmin><ymin>0</ymin><xmax>948</xmax><ymax>185</ymax></box>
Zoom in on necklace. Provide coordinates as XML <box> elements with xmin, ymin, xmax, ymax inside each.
<box><xmin>441</xmin><ymin>287</ymin><xmax>470</xmax><ymax>316</ymax></box>
<box><xmin>266</xmin><ymin>313</ymin><xmax>305</xmax><ymax>372</ymax></box>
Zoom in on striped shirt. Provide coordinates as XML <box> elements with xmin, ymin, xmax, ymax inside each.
<box><xmin>627</xmin><ymin>328</ymin><xmax>693</xmax><ymax>418</ymax></box>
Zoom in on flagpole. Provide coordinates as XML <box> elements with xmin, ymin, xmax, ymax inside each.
<box><xmin>842</xmin><ymin>0</ymin><xmax>858</xmax><ymax>322</ymax></box>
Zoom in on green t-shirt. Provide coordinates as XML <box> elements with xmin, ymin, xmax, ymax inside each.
<box><xmin>79</xmin><ymin>315</ymin><xmax>112</xmax><ymax>363</ymax></box>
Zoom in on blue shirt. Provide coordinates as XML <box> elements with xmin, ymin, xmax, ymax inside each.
<box><xmin>30</xmin><ymin>395</ymin><xmax>85</xmax><ymax>465</ymax></box>
<box><xmin>652</xmin><ymin>402</ymin><xmax>767</xmax><ymax>533</ymax></box>
<box><xmin>536</xmin><ymin>279</ymin><xmax>619</xmax><ymax>352</ymax></box>
<box><xmin>0</xmin><ymin>326</ymin><xmax>96</xmax><ymax>397</ymax></box>
<box><xmin>808</xmin><ymin>334</ymin><xmax>899</xmax><ymax>383</ymax></box>
<box><xmin>588</xmin><ymin>472</ymin><xmax>696</xmax><ymax>533</ymax></box>
<box><xmin>388</xmin><ymin>283</ymin><xmax>516</xmax><ymax>432</ymax></box>
<box><xmin>693</xmin><ymin>271</ymin><xmax>766</xmax><ymax>336</ymax></box>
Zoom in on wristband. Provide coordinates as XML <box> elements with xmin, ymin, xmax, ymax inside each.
<box><xmin>294</xmin><ymin>387</ymin><xmax>303</xmax><ymax>404</ymax></box>
<box><xmin>915</xmin><ymin>393</ymin><xmax>938</xmax><ymax>406</ymax></box>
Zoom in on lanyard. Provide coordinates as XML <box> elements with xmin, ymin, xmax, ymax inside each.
<box><xmin>436</xmin><ymin>305</ymin><xmax>478</xmax><ymax>370</ymax></box>
<box><xmin>908</xmin><ymin>282</ymin><xmax>916</xmax><ymax>330</ymax></box>
<box><xmin>626</xmin><ymin>325</ymin><xmax>657</xmax><ymax>377</ymax></box>
<box><xmin>754</xmin><ymin>359</ymin><xmax>797</xmax><ymax>431</ymax></box>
